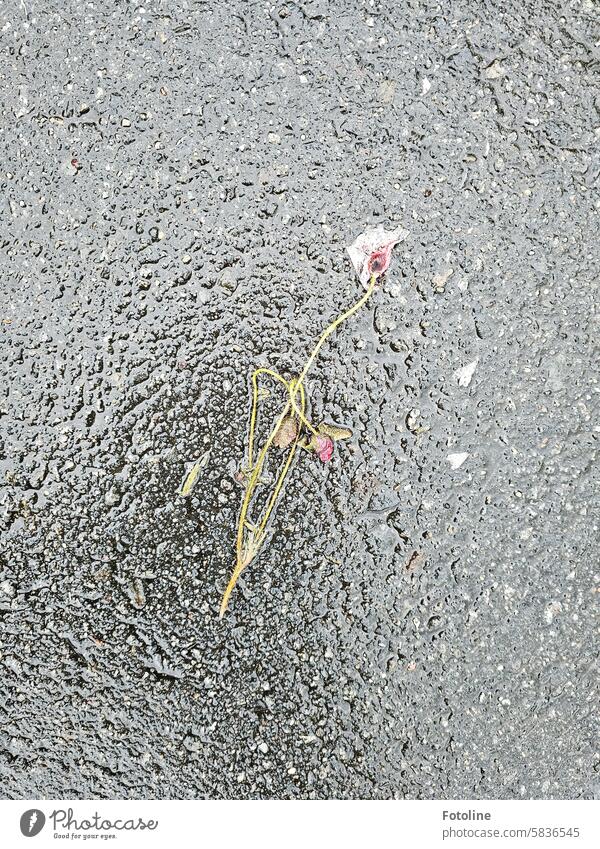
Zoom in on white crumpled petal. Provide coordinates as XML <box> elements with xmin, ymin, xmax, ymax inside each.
<box><xmin>347</xmin><ymin>224</ymin><xmax>409</xmax><ymax>287</ymax></box>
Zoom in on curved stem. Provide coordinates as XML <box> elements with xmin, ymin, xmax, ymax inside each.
<box><xmin>288</xmin><ymin>274</ymin><xmax>377</xmax><ymax>416</ymax></box>
<box><xmin>220</xmin><ymin>274</ymin><xmax>377</xmax><ymax>617</ymax></box>
<box><xmin>221</xmin><ymin>395</ymin><xmax>303</xmax><ymax>619</ymax></box>
<box><xmin>249</xmin><ymin>368</ymin><xmax>290</xmax><ymax>468</ymax></box>
<box><xmin>287</xmin><ymin>378</ymin><xmax>317</xmax><ymax>435</ymax></box>
<box><xmin>235</xmin><ymin>399</ymin><xmax>291</xmax><ymax>561</ymax></box>
<box><xmin>255</xmin><ymin>391</ymin><xmax>305</xmax><ymax>544</ymax></box>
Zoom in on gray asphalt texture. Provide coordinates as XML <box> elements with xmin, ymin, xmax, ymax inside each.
<box><xmin>0</xmin><ymin>0</ymin><xmax>598</xmax><ymax>800</ymax></box>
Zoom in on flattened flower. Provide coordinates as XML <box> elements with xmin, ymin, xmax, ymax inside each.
<box><xmin>347</xmin><ymin>224</ymin><xmax>408</xmax><ymax>288</ymax></box>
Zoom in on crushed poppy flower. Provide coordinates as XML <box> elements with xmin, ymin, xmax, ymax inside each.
<box><xmin>347</xmin><ymin>224</ymin><xmax>408</xmax><ymax>287</ymax></box>
<box><xmin>219</xmin><ymin>225</ymin><xmax>411</xmax><ymax>616</ymax></box>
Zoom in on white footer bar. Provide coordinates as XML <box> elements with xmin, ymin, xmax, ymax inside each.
<box><xmin>0</xmin><ymin>799</ymin><xmax>597</xmax><ymax>848</ymax></box>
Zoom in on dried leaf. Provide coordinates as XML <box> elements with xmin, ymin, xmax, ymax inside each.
<box><xmin>318</xmin><ymin>422</ymin><xmax>352</xmax><ymax>442</ymax></box>
<box><xmin>405</xmin><ymin>550</ymin><xmax>424</xmax><ymax>573</ymax></box>
<box><xmin>179</xmin><ymin>451</ymin><xmax>210</xmax><ymax>496</ymax></box>
<box><xmin>273</xmin><ymin>415</ymin><xmax>298</xmax><ymax>449</ymax></box>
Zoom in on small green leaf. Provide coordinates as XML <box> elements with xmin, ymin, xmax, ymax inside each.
<box><xmin>318</xmin><ymin>422</ymin><xmax>353</xmax><ymax>442</ymax></box>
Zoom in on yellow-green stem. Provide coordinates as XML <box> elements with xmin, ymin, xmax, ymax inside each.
<box><xmin>287</xmin><ymin>274</ymin><xmax>377</xmax><ymax>420</ymax></box>
<box><xmin>220</xmin><ymin>274</ymin><xmax>377</xmax><ymax>617</ymax></box>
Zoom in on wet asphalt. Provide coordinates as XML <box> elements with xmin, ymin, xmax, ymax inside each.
<box><xmin>0</xmin><ymin>1</ymin><xmax>598</xmax><ymax>799</ymax></box>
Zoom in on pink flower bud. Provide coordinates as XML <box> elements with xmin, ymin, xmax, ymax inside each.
<box><xmin>314</xmin><ymin>434</ymin><xmax>334</xmax><ymax>463</ymax></box>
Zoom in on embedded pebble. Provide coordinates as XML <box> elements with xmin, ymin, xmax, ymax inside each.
<box><xmin>447</xmin><ymin>452</ymin><xmax>469</xmax><ymax>469</ymax></box>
